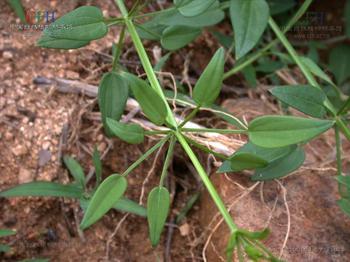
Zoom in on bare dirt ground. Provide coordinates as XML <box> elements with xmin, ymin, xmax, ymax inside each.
<box><xmin>1</xmin><ymin>1</ymin><xmax>350</xmax><ymax>262</ymax></box>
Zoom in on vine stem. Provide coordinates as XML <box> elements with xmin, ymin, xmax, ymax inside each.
<box><xmin>115</xmin><ymin>0</ymin><xmax>238</xmax><ymax>233</ymax></box>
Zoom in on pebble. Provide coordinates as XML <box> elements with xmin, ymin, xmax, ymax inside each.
<box><xmin>42</xmin><ymin>141</ymin><xmax>51</xmax><ymax>150</ymax></box>
<box><xmin>66</xmin><ymin>70</ymin><xmax>79</xmax><ymax>79</ymax></box>
<box><xmin>38</xmin><ymin>149</ymin><xmax>51</xmax><ymax>167</ymax></box>
<box><xmin>4</xmin><ymin>132</ymin><xmax>14</xmax><ymax>140</ymax></box>
<box><xmin>2</xmin><ymin>51</ymin><xmax>13</xmax><ymax>59</ymax></box>
<box><xmin>12</xmin><ymin>145</ymin><xmax>28</xmax><ymax>156</ymax></box>
<box><xmin>18</xmin><ymin>168</ymin><xmax>33</xmax><ymax>184</ymax></box>
<box><xmin>97</xmin><ymin>142</ymin><xmax>107</xmax><ymax>152</ymax></box>
<box><xmin>179</xmin><ymin>223</ymin><xmax>190</xmax><ymax>236</ymax></box>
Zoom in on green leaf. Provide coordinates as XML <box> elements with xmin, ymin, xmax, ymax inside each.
<box><xmin>37</xmin><ymin>35</ymin><xmax>90</xmax><ymax>50</ymax></box>
<box><xmin>252</xmin><ymin>147</ymin><xmax>305</xmax><ymax>181</ymax></box>
<box><xmin>0</xmin><ymin>244</ymin><xmax>10</xmax><ymax>253</ymax></box>
<box><xmin>336</xmin><ymin>175</ymin><xmax>350</xmax><ymax>198</ymax></box>
<box><xmin>8</xmin><ymin>0</ymin><xmax>27</xmax><ymax>23</ymax></box>
<box><xmin>114</xmin><ymin>197</ymin><xmax>147</xmax><ymax>217</ymax></box>
<box><xmin>98</xmin><ymin>72</ymin><xmax>129</xmax><ymax>135</ymax></box>
<box><xmin>37</xmin><ymin>6</ymin><xmax>108</xmax><ymax>49</ymax></box>
<box><xmin>80</xmin><ymin>197</ymin><xmax>147</xmax><ymax>217</ymax></box>
<box><xmin>123</xmin><ymin>73</ymin><xmax>167</xmax><ymax>125</ymax></box>
<box><xmin>329</xmin><ymin>44</ymin><xmax>350</xmax><ymax>85</ymax></box>
<box><xmin>256</xmin><ymin>57</ymin><xmax>284</xmax><ymax>73</ymax></box>
<box><xmin>107</xmin><ymin>118</ymin><xmax>144</xmax><ymax>144</ymax></box>
<box><xmin>248</xmin><ymin>116</ymin><xmax>334</xmax><ymax>148</ymax></box>
<box><xmin>174</xmin><ymin>0</ymin><xmax>216</xmax><ymax>17</ymax></box>
<box><xmin>239</xmin><ymin>142</ymin><xmax>295</xmax><ymax>162</ymax></box>
<box><xmin>163</xmin><ymin>90</ymin><xmax>246</xmax><ymax>129</ymax></box>
<box><xmin>154</xmin><ymin>53</ymin><xmax>172</xmax><ymax>72</ymax></box>
<box><xmin>161</xmin><ymin>26</ymin><xmax>201</xmax><ymax>50</ymax></box>
<box><xmin>0</xmin><ymin>229</ymin><xmax>16</xmax><ymax>238</ymax></box>
<box><xmin>239</xmin><ymin>228</ymin><xmax>270</xmax><ymax>240</ymax></box>
<box><xmin>230</xmin><ymin>0</ymin><xmax>269</xmax><ymax>59</ymax></box>
<box><xmin>270</xmin><ymin>85</ymin><xmax>327</xmax><ymax>118</ymax></box>
<box><xmin>225</xmin><ymin>232</ymin><xmax>238</xmax><ymax>261</ymax></box>
<box><xmin>242</xmin><ymin>65</ymin><xmax>257</xmax><ymax>88</ymax></box>
<box><xmin>92</xmin><ymin>147</ymin><xmax>102</xmax><ymax>186</ymax></box>
<box><xmin>228</xmin><ymin>152</ymin><xmax>268</xmax><ymax>171</ymax></box>
<box><xmin>346</xmin><ymin>0</ymin><xmax>350</xmax><ymax>37</ymax></box>
<box><xmin>156</xmin><ymin>3</ymin><xmax>224</xmax><ymax>28</ymax></box>
<box><xmin>336</xmin><ymin>175</ymin><xmax>350</xmax><ymax>188</ymax></box>
<box><xmin>63</xmin><ymin>155</ymin><xmax>85</xmax><ymax>188</ymax></box>
<box><xmin>217</xmin><ymin>160</ymin><xmax>232</xmax><ymax>173</ymax></box>
<box><xmin>267</xmin><ymin>0</ymin><xmax>295</xmax><ymax>15</ymax></box>
<box><xmin>337</xmin><ymin>198</ymin><xmax>350</xmax><ymax>217</ymax></box>
<box><xmin>218</xmin><ymin>142</ymin><xmax>294</xmax><ymax>173</ymax></box>
<box><xmin>193</xmin><ymin>48</ymin><xmax>224</xmax><ymax>106</ymax></box>
<box><xmin>244</xmin><ymin>244</ymin><xmax>264</xmax><ymax>260</ymax></box>
<box><xmin>137</xmin><ymin>21</ymin><xmax>166</xmax><ymax>41</ymax></box>
<box><xmin>0</xmin><ymin>182</ymin><xmax>83</xmax><ymax>198</ymax></box>
<box><xmin>80</xmin><ymin>174</ymin><xmax>127</xmax><ymax>229</ymax></box>
<box><xmin>300</xmin><ymin>57</ymin><xmax>334</xmax><ymax>85</ymax></box>
<box><xmin>147</xmin><ymin>186</ymin><xmax>170</xmax><ymax>246</ymax></box>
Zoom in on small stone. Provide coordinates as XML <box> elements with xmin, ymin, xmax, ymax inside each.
<box><xmin>4</xmin><ymin>132</ymin><xmax>14</xmax><ymax>140</ymax></box>
<box><xmin>66</xmin><ymin>70</ymin><xmax>79</xmax><ymax>79</ymax></box>
<box><xmin>3</xmin><ymin>51</ymin><xmax>13</xmax><ymax>59</ymax></box>
<box><xmin>18</xmin><ymin>168</ymin><xmax>33</xmax><ymax>184</ymax></box>
<box><xmin>179</xmin><ymin>223</ymin><xmax>190</xmax><ymax>236</ymax></box>
<box><xmin>38</xmin><ymin>149</ymin><xmax>51</xmax><ymax>167</ymax></box>
<box><xmin>97</xmin><ymin>142</ymin><xmax>106</xmax><ymax>152</ymax></box>
<box><xmin>42</xmin><ymin>141</ymin><xmax>51</xmax><ymax>150</ymax></box>
<box><xmin>12</xmin><ymin>145</ymin><xmax>28</xmax><ymax>156</ymax></box>
<box><xmin>97</xmin><ymin>134</ymin><xmax>104</xmax><ymax>142</ymax></box>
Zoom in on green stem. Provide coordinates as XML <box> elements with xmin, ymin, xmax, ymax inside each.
<box><xmin>178</xmin><ymin>106</ymin><xmax>200</xmax><ymax>128</ymax></box>
<box><xmin>175</xmin><ymin>131</ymin><xmax>238</xmax><ymax>232</ymax></box>
<box><xmin>112</xmin><ymin>25</ymin><xmax>126</xmax><ymax>71</ymax></box>
<box><xmin>116</xmin><ymin>0</ymin><xmax>177</xmax><ymax>128</ymax></box>
<box><xmin>181</xmin><ymin>128</ymin><xmax>247</xmax><ymax>134</ymax></box>
<box><xmin>335</xmin><ymin>126</ymin><xmax>342</xmax><ymax>176</ymax></box>
<box><xmin>237</xmin><ymin>238</ymin><xmax>244</xmax><ymax>262</ymax></box>
<box><xmin>337</xmin><ymin>97</ymin><xmax>350</xmax><ymax>115</ymax></box>
<box><xmin>122</xmin><ymin>135</ymin><xmax>169</xmax><ymax>177</ymax></box>
<box><xmin>336</xmin><ymin>117</ymin><xmax>350</xmax><ymax>141</ymax></box>
<box><xmin>223</xmin><ymin>0</ymin><xmax>313</xmax><ymax>79</ymax></box>
<box><xmin>159</xmin><ymin>136</ymin><xmax>176</xmax><ymax>186</ymax></box>
<box><xmin>115</xmin><ymin>0</ymin><xmax>238</xmax><ymax>235</ymax></box>
<box><xmin>144</xmin><ymin>130</ymin><xmax>171</xmax><ymax>135</ymax></box>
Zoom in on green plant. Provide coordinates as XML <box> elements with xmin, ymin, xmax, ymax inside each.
<box><xmin>0</xmin><ymin>229</ymin><xmax>16</xmax><ymax>253</ymax></box>
<box><xmin>7</xmin><ymin>0</ymin><xmax>26</xmax><ymax>24</ymax></box>
<box><xmin>0</xmin><ymin>150</ymin><xmax>147</xmax><ymax>218</ymax></box>
<box><xmin>2</xmin><ymin>0</ymin><xmax>350</xmax><ymax>261</ymax></box>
